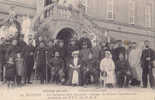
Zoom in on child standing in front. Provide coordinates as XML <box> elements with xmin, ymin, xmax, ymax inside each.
<box><xmin>100</xmin><ymin>51</ymin><xmax>116</xmax><ymax>88</ymax></box>
<box><xmin>5</xmin><ymin>57</ymin><xmax>16</xmax><ymax>87</ymax></box>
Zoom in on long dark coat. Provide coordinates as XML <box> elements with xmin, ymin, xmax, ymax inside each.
<box><xmin>24</xmin><ymin>44</ymin><xmax>35</xmax><ymax>76</ymax></box>
<box><xmin>34</xmin><ymin>47</ymin><xmax>47</xmax><ymax>72</ymax></box>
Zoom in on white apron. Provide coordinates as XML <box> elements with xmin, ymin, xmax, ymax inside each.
<box><xmin>72</xmin><ymin>70</ymin><xmax>79</xmax><ymax>84</ymax></box>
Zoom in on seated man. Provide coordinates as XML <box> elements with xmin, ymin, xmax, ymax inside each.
<box><xmin>49</xmin><ymin>51</ymin><xmax>65</xmax><ymax>84</ymax></box>
<box><xmin>82</xmin><ymin>51</ymin><xmax>99</xmax><ymax>85</ymax></box>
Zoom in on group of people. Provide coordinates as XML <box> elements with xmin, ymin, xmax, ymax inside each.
<box><xmin>0</xmin><ymin>34</ymin><xmax>155</xmax><ymax>89</ymax></box>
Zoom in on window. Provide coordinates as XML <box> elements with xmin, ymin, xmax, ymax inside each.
<box><xmin>80</xmin><ymin>0</ymin><xmax>89</xmax><ymax>13</ymax></box>
<box><xmin>128</xmin><ymin>0</ymin><xmax>136</xmax><ymax>25</ymax></box>
<box><xmin>106</xmin><ymin>0</ymin><xmax>114</xmax><ymax>20</ymax></box>
<box><xmin>145</xmin><ymin>3</ymin><xmax>152</xmax><ymax>28</ymax></box>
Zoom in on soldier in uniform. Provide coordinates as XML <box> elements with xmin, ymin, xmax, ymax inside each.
<box><xmin>24</xmin><ymin>39</ymin><xmax>35</xmax><ymax>84</ymax></box>
<box><xmin>34</xmin><ymin>42</ymin><xmax>48</xmax><ymax>84</ymax></box>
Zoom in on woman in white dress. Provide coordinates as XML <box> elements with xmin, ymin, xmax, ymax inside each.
<box><xmin>100</xmin><ymin>51</ymin><xmax>116</xmax><ymax>88</ymax></box>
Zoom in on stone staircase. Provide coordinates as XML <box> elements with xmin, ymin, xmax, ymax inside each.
<box><xmin>31</xmin><ymin>3</ymin><xmax>105</xmax><ymax>41</ymax></box>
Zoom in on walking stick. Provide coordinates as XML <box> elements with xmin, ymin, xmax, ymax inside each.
<box><xmin>45</xmin><ymin>50</ymin><xmax>48</xmax><ymax>84</ymax></box>
<box><xmin>33</xmin><ymin>50</ymin><xmax>39</xmax><ymax>82</ymax></box>
<box><xmin>3</xmin><ymin>65</ymin><xmax>6</xmax><ymax>83</ymax></box>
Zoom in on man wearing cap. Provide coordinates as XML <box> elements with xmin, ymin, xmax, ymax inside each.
<box><xmin>140</xmin><ymin>40</ymin><xmax>155</xmax><ymax>88</ymax></box>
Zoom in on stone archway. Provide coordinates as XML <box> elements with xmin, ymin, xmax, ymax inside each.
<box><xmin>56</xmin><ymin>28</ymin><xmax>77</xmax><ymax>57</ymax></box>
<box><xmin>56</xmin><ymin>28</ymin><xmax>76</xmax><ymax>40</ymax></box>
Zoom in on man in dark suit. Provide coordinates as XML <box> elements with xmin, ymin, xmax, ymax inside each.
<box><xmin>141</xmin><ymin>40</ymin><xmax>155</xmax><ymax>88</ymax></box>
<box><xmin>24</xmin><ymin>39</ymin><xmax>35</xmax><ymax>84</ymax></box>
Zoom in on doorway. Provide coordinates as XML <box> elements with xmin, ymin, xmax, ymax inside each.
<box><xmin>56</xmin><ymin>28</ymin><xmax>76</xmax><ymax>57</ymax></box>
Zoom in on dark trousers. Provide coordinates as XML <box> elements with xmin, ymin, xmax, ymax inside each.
<box><xmin>0</xmin><ymin>63</ymin><xmax>3</xmax><ymax>81</ymax></box>
<box><xmin>25</xmin><ymin>67</ymin><xmax>33</xmax><ymax>83</ymax></box>
<box><xmin>82</xmin><ymin>69</ymin><xmax>99</xmax><ymax>85</ymax></box>
<box><xmin>38</xmin><ymin>65</ymin><xmax>46</xmax><ymax>84</ymax></box>
<box><xmin>142</xmin><ymin>67</ymin><xmax>154</xmax><ymax>88</ymax></box>
<box><xmin>117</xmin><ymin>72</ymin><xmax>130</xmax><ymax>88</ymax></box>
<box><xmin>25</xmin><ymin>59</ymin><xmax>34</xmax><ymax>83</ymax></box>
<box><xmin>16</xmin><ymin>76</ymin><xmax>22</xmax><ymax>85</ymax></box>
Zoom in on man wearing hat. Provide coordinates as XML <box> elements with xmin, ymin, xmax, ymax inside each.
<box><xmin>140</xmin><ymin>40</ymin><xmax>155</xmax><ymax>88</ymax></box>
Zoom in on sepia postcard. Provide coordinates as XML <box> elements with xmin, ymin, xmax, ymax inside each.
<box><xmin>0</xmin><ymin>0</ymin><xmax>155</xmax><ymax>100</ymax></box>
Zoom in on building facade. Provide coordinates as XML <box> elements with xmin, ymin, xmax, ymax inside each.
<box><xmin>87</xmin><ymin>0</ymin><xmax>155</xmax><ymax>47</ymax></box>
<box><xmin>0</xmin><ymin>0</ymin><xmax>155</xmax><ymax>48</ymax></box>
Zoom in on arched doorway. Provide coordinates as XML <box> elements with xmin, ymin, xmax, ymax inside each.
<box><xmin>56</xmin><ymin>28</ymin><xmax>76</xmax><ymax>57</ymax></box>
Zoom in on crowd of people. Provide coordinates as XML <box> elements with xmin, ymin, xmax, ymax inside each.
<box><xmin>0</xmin><ymin>34</ymin><xmax>155</xmax><ymax>89</ymax></box>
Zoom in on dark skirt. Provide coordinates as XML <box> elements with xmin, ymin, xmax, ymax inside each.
<box><xmin>5</xmin><ymin>65</ymin><xmax>16</xmax><ymax>81</ymax></box>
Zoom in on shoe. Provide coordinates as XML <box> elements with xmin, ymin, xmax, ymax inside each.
<box><xmin>27</xmin><ymin>82</ymin><xmax>32</xmax><ymax>84</ymax></box>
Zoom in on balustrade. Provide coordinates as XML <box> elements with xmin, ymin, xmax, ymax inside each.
<box><xmin>32</xmin><ymin>3</ymin><xmax>105</xmax><ymax>41</ymax></box>
<box><xmin>41</xmin><ymin>4</ymin><xmax>81</xmax><ymax>20</ymax></box>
